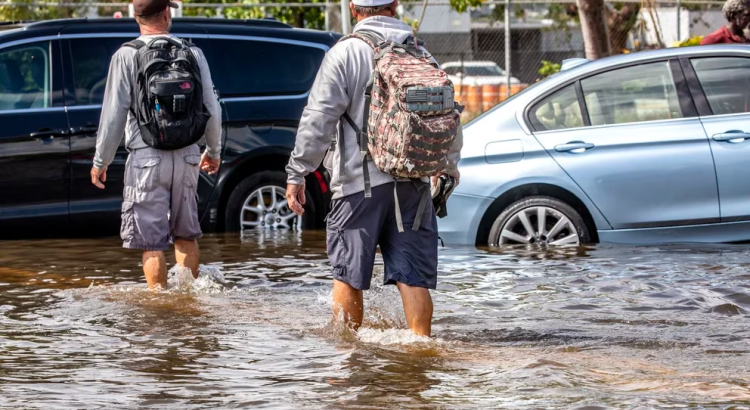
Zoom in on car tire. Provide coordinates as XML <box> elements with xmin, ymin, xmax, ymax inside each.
<box><xmin>224</xmin><ymin>171</ymin><xmax>315</xmax><ymax>232</ymax></box>
<box><xmin>488</xmin><ymin>196</ymin><xmax>591</xmax><ymax>246</ymax></box>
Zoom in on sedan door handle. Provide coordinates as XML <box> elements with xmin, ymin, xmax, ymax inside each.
<box><xmin>712</xmin><ymin>131</ymin><xmax>750</xmax><ymax>143</ymax></box>
<box><xmin>554</xmin><ymin>142</ymin><xmax>595</xmax><ymax>153</ymax></box>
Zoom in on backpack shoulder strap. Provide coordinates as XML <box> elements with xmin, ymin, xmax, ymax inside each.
<box><xmin>338</xmin><ymin>31</ymin><xmax>380</xmax><ymax>49</ymax></box>
<box><xmin>121</xmin><ymin>39</ymin><xmax>146</xmax><ymax>49</ymax></box>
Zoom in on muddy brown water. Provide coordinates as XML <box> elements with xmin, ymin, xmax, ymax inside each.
<box><xmin>0</xmin><ymin>231</ymin><xmax>749</xmax><ymax>409</ymax></box>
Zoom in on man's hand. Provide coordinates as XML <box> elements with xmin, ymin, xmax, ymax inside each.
<box><xmin>432</xmin><ymin>171</ymin><xmax>460</xmax><ymax>188</ymax></box>
<box><xmin>286</xmin><ymin>183</ymin><xmax>306</xmax><ymax>216</ymax></box>
<box><xmin>200</xmin><ymin>153</ymin><xmax>220</xmax><ymax>175</ymax></box>
<box><xmin>91</xmin><ymin>166</ymin><xmax>108</xmax><ymax>189</ymax></box>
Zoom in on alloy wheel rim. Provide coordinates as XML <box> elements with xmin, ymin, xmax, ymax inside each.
<box><xmin>240</xmin><ymin>185</ymin><xmax>301</xmax><ymax>230</ymax></box>
<box><xmin>499</xmin><ymin>206</ymin><xmax>579</xmax><ymax>246</ymax></box>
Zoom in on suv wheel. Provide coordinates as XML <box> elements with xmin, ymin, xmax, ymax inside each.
<box><xmin>488</xmin><ymin>196</ymin><xmax>591</xmax><ymax>246</ymax></box>
<box><xmin>224</xmin><ymin>171</ymin><xmax>314</xmax><ymax>232</ymax></box>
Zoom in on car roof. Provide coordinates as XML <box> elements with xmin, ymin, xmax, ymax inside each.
<box><xmin>442</xmin><ymin>61</ymin><xmax>500</xmax><ymax>68</ymax></box>
<box><xmin>0</xmin><ymin>17</ymin><xmax>340</xmax><ymax>46</ymax></box>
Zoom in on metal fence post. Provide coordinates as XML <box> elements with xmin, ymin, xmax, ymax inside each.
<box><xmin>341</xmin><ymin>0</ymin><xmax>351</xmax><ymax>34</ymax></box>
<box><xmin>505</xmin><ymin>0</ymin><xmax>512</xmax><ymax>99</ymax></box>
<box><xmin>677</xmin><ymin>0</ymin><xmax>682</xmax><ymax>42</ymax></box>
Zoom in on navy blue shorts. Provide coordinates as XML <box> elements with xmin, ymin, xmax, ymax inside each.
<box><xmin>326</xmin><ymin>181</ymin><xmax>439</xmax><ymax>291</ymax></box>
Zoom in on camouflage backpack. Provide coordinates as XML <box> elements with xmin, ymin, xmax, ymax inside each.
<box><xmin>339</xmin><ymin>31</ymin><xmax>462</xmax><ymax>232</ymax></box>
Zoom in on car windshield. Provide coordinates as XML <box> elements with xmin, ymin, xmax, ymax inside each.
<box><xmin>445</xmin><ymin>65</ymin><xmax>505</xmax><ymax>76</ymax></box>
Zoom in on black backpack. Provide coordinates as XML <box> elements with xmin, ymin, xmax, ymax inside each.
<box><xmin>123</xmin><ymin>36</ymin><xmax>210</xmax><ymax>150</ymax></box>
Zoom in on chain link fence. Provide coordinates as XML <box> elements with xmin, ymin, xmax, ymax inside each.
<box><xmin>1</xmin><ymin>0</ymin><xmax>726</xmax><ymax>118</ymax></box>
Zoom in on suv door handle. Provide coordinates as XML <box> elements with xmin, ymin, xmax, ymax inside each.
<box><xmin>554</xmin><ymin>142</ymin><xmax>595</xmax><ymax>153</ymax></box>
<box><xmin>30</xmin><ymin>129</ymin><xmax>66</xmax><ymax>139</ymax></box>
<box><xmin>68</xmin><ymin>125</ymin><xmax>98</xmax><ymax>136</ymax></box>
<box><xmin>712</xmin><ymin>132</ymin><xmax>750</xmax><ymax>143</ymax></box>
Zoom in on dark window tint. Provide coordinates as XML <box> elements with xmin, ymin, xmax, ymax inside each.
<box><xmin>68</xmin><ymin>38</ymin><xmax>125</xmax><ymax>105</ymax></box>
<box><xmin>209</xmin><ymin>38</ymin><xmax>325</xmax><ymax>97</ymax></box>
<box><xmin>530</xmin><ymin>84</ymin><xmax>583</xmax><ymax>131</ymax></box>
<box><xmin>0</xmin><ymin>41</ymin><xmax>51</xmax><ymax>111</ymax></box>
<box><xmin>691</xmin><ymin>57</ymin><xmax>750</xmax><ymax>115</ymax></box>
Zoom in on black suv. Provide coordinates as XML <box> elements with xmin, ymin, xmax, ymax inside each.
<box><xmin>0</xmin><ymin>18</ymin><xmax>338</xmax><ymax>237</ymax></box>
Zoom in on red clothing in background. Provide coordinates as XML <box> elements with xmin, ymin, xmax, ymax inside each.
<box><xmin>701</xmin><ymin>26</ymin><xmax>750</xmax><ymax>44</ymax></box>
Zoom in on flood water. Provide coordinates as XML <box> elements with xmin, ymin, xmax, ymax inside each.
<box><xmin>0</xmin><ymin>232</ymin><xmax>748</xmax><ymax>409</ymax></box>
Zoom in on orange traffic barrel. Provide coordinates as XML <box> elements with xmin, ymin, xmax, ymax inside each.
<box><xmin>466</xmin><ymin>85</ymin><xmax>482</xmax><ymax>113</ymax></box>
<box><xmin>482</xmin><ymin>84</ymin><xmax>500</xmax><ymax>111</ymax></box>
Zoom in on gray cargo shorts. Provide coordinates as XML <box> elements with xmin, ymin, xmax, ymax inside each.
<box><xmin>326</xmin><ymin>181</ymin><xmax>439</xmax><ymax>291</ymax></box>
<box><xmin>121</xmin><ymin>144</ymin><xmax>203</xmax><ymax>251</ymax></box>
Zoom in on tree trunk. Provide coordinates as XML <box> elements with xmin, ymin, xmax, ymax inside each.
<box><xmin>608</xmin><ymin>4</ymin><xmax>641</xmax><ymax>54</ymax></box>
<box><xmin>577</xmin><ymin>0</ymin><xmax>611</xmax><ymax>60</ymax></box>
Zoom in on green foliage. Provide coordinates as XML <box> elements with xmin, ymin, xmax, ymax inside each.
<box><xmin>677</xmin><ymin>35</ymin><xmax>704</xmax><ymax>47</ymax></box>
<box><xmin>538</xmin><ymin>60</ymin><xmax>561</xmax><ymax>79</ymax></box>
<box><xmin>183</xmin><ymin>0</ymin><xmax>327</xmax><ymax>29</ymax></box>
<box><xmin>0</xmin><ymin>0</ymin><xmax>78</xmax><ymax>22</ymax></box>
<box><xmin>449</xmin><ymin>0</ymin><xmax>483</xmax><ymax>14</ymax></box>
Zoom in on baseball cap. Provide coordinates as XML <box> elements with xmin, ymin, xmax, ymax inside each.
<box><xmin>132</xmin><ymin>0</ymin><xmax>178</xmax><ymax>16</ymax></box>
<box><xmin>350</xmin><ymin>0</ymin><xmax>394</xmax><ymax>6</ymax></box>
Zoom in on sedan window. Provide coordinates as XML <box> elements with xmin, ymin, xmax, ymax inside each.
<box><xmin>0</xmin><ymin>42</ymin><xmax>50</xmax><ymax>111</ymax></box>
<box><xmin>530</xmin><ymin>84</ymin><xmax>583</xmax><ymax>131</ymax></box>
<box><xmin>691</xmin><ymin>57</ymin><xmax>750</xmax><ymax>116</ymax></box>
<box><xmin>581</xmin><ymin>62</ymin><xmax>682</xmax><ymax>126</ymax></box>
<box><xmin>69</xmin><ymin>38</ymin><xmax>126</xmax><ymax>106</ymax></box>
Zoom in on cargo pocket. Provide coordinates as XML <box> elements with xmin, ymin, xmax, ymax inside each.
<box><xmin>183</xmin><ymin>154</ymin><xmax>201</xmax><ymax>187</ymax></box>
<box><xmin>326</xmin><ymin>225</ymin><xmax>348</xmax><ymax>281</ymax></box>
<box><xmin>120</xmin><ymin>201</ymin><xmax>135</xmax><ymax>242</ymax></box>
<box><xmin>132</xmin><ymin>157</ymin><xmax>161</xmax><ymax>193</ymax></box>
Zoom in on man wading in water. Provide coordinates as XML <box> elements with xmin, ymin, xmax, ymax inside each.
<box><xmin>90</xmin><ymin>0</ymin><xmax>222</xmax><ymax>289</ymax></box>
<box><xmin>286</xmin><ymin>0</ymin><xmax>463</xmax><ymax>336</ymax></box>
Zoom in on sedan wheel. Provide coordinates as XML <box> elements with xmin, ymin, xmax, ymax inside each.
<box><xmin>240</xmin><ymin>185</ymin><xmax>301</xmax><ymax>230</ymax></box>
<box><xmin>499</xmin><ymin>206</ymin><xmax>578</xmax><ymax>245</ymax></box>
<box><xmin>488</xmin><ymin>196</ymin><xmax>591</xmax><ymax>246</ymax></box>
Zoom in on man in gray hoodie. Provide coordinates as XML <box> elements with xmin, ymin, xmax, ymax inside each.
<box><xmin>90</xmin><ymin>0</ymin><xmax>222</xmax><ymax>290</ymax></box>
<box><xmin>285</xmin><ymin>0</ymin><xmax>462</xmax><ymax>336</ymax></box>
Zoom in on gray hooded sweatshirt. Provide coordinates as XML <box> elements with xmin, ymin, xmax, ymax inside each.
<box><xmin>285</xmin><ymin>16</ymin><xmax>463</xmax><ymax>200</ymax></box>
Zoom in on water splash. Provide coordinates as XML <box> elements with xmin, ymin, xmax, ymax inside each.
<box><xmin>167</xmin><ymin>264</ymin><xmax>228</xmax><ymax>294</ymax></box>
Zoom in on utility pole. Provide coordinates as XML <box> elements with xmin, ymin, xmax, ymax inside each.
<box><xmin>504</xmin><ymin>0</ymin><xmax>511</xmax><ymax>99</ymax></box>
<box><xmin>341</xmin><ymin>0</ymin><xmax>351</xmax><ymax>34</ymax></box>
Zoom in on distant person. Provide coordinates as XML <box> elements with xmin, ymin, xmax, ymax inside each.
<box><xmin>285</xmin><ymin>0</ymin><xmax>463</xmax><ymax>336</ymax></box>
<box><xmin>701</xmin><ymin>0</ymin><xmax>750</xmax><ymax>44</ymax></box>
<box><xmin>90</xmin><ymin>0</ymin><xmax>222</xmax><ymax>289</ymax></box>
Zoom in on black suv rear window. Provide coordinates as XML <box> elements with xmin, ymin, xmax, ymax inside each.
<box><xmin>209</xmin><ymin>38</ymin><xmax>325</xmax><ymax>98</ymax></box>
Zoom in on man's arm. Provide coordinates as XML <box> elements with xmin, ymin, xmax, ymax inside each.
<box><xmin>443</xmin><ymin>123</ymin><xmax>463</xmax><ymax>181</ymax></box>
<box><xmin>93</xmin><ymin>50</ymin><xmax>131</xmax><ymax>171</ymax></box>
<box><xmin>285</xmin><ymin>46</ymin><xmax>351</xmax><ymax>186</ymax></box>
<box><xmin>193</xmin><ymin>48</ymin><xmax>222</xmax><ymax>159</ymax></box>
<box><xmin>91</xmin><ymin>49</ymin><xmax>132</xmax><ymax>188</ymax></box>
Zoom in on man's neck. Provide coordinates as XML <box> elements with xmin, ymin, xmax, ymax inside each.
<box><xmin>356</xmin><ymin>13</ymin><xmax>395</xmax><ymax>23</ymax></box>
<box><xmin>140</xmin><ymin>27</ymin><xmax>170</xmax><ymax>36</ymax></box>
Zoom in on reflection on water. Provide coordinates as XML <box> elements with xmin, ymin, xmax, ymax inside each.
<box><xmin>0</xmin><ymin>232</ymin><xmax>749</xmax><ymax>408</ymax></box>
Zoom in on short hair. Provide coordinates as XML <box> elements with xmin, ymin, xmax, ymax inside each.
<box><xmin>352</xmin><ymin>2</ymin><xmax>395</xmax><ymax>17</ymax></box>
<box><xmin>723</xmin><ymin>0</ymin><xmax>750</xmax><ymax>21</ymax></box>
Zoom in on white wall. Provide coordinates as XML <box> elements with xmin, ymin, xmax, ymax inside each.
<box><xmin>638</xmin><ymin>7</ymin><xmax>724</xmax><ymax>45</ymax></box>
<box><xmin>403</xmin><ymin>5</ymin><xmax>470</xmax><ymax>33</ymax></box>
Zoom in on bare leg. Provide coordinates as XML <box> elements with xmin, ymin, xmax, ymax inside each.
<box><xmin>333</xmin><ymin>279</ymin><xmax>364</xmax><ymax>331</ymax></box>
<box><xmin>175</xmin><ymin>239</ymin><xmax>200</xmax><ymax>279</ymax></box>
<box><xmin>143</xmin><ymin>251</ymin><xmax>167</xmax><ymax>289</ymax></box>
<box><xmin>397</xmin><ymin>282</ymin><xmax>433</xmax><ymax>337</ymax></box>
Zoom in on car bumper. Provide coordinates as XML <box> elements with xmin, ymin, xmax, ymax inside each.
<box><xmin>437</xmin><ymin>193</ymin><xmax>495</xmax><ymax>246</ymax></box>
